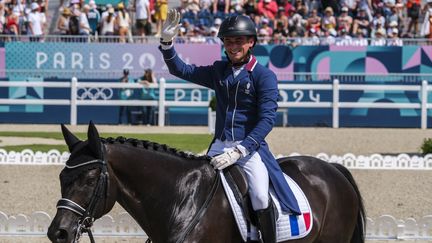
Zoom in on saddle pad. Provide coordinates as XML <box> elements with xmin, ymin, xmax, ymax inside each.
<box><xmin>220</xmin><ymin>171</ymin><xmax>313</xmax><ymax>242</ymax></box>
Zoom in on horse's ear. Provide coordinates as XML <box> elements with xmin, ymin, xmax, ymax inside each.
<box><xmin>61</xmin><ymin>124</ymin><xmax>81</xmax><ymax>152</ymax></box>
<box><xmin>87</xmin><ymin>121</ymin><xmax>103</xmax><ymax>159</ymax></box>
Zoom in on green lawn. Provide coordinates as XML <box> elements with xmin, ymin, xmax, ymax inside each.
<box><xmin>0</xmin><ymin>132</ymin><xmax>213</xmax><ymax>153</ymax></box>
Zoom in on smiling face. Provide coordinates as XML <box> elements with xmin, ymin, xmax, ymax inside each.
<box><xmin>223</xmin><ymin>36</ymin><xmax>255</xmax><ymax>64</ymax></box>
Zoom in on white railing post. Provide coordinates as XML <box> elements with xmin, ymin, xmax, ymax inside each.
<box><xmin>70</xmin><ymin>77</ymin><xmax>78</xmax><ymax>125</ymax></box>
<box><xmin>421</xmin><ymin>80</ymin><xmax>428</xmax><ymax>130</ymax></box>
<box><xmin>158</xmin><ymin>78</ymin><xmax>166</xmax><ymax>127</ymax></box>
<box><xmin>332</xmin><ymin>79</ymin><xmax>340</xmax><ymax>128</ymax></box>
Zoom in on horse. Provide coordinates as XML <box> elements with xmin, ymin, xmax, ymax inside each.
<box><xmin>47</xmin><ymin>122</ymin><xmax>366</xmax><ymax>243</ymax></box>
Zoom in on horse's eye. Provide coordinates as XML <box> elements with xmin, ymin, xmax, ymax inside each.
<box><xmin>85</xmin><ymin>178</ymin><xmax>97</xmax><ymax>186</ymax></box>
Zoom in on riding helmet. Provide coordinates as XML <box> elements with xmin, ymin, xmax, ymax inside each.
<box><xmin>217</xmin><ymin>15</ymin><xmax>257</xmax><ymax>43</ymax></box>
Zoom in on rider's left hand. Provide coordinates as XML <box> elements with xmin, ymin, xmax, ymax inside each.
<box><xmin>211</xmin><ymin>148</ymin><xmax>242</xmax><ymax>170</ymax></box>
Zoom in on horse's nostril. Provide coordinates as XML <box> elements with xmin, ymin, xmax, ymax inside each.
<box><xmin>55</xmin><ymin>229</ymin><xmax>69</xmax><ymax>241</ymax></box>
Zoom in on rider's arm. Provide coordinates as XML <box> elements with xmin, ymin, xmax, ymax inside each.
<box><xmin>159</xmin><ymin>45</ymin><xmax>216</xmax><ymax>89</ymax></box>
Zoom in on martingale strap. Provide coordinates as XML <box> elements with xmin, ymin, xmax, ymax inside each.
<box><xmin>175</xmin><ymin>172</ymin><xmax>221</xmax><ymax>243</ymax></box>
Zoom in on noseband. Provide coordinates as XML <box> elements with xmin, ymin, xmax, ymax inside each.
<box><xmin>56</xmin><ymin>159</ymin><xmax>109</xmax><ymax>243</ymax></box>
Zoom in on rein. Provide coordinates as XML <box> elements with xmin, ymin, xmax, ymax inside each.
<box><xmin>56</xmin><ymin>159</ymin><xmax>109</xmax><ymax>243</ymax></box>
<box><xmin>175</xmin><ymin>171</ymin><xmax>220</xmax><ymax>243</ymax></box>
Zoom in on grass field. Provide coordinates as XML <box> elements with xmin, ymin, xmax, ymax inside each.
<box><xmin>0</xmin><ymin>132</ymin><xmax>213</xmax><ymax>153</ymax></box>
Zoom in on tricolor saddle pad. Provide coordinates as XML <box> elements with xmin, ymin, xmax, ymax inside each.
<box><xmin>220</xmin><ymin>171</ymin><xmax>313</xmax><ymax>242</ymax></box>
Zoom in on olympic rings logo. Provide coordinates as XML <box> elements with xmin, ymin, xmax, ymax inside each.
<box><xmin>77</xmin><ymin>88</ymin><xmax>114</xmax><ymax>100</ymax></box>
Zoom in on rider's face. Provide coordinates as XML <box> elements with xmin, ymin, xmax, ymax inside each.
<box><xmin>223</xmin><ymin>36</ymin><xmax>254</xmax><ymax>64</ymax></box>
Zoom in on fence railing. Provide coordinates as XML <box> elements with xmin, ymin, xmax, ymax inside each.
<box><xmin>0</xmin><ymin>78</ymin><xmax>430</xmax><ymax>128</ymax></box>
<box><xmin>0</xmin><ymin>34</ymin><xmax>431</xmax><ymax>46</ymax></box>
<box><xmin>1</xmin><ymin>149</ymin><xmax>431</xmax><ymax>170</ymax></box>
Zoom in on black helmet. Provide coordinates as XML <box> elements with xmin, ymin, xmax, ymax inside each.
<box><xmin>217</xmin><ymin>15</ymin><xmax>257</xmax><ymax>41</ymax></box>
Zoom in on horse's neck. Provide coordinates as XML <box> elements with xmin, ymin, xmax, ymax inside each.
<box><xmin>108</xmin><ymin>144</ymin><xmax>216</xmax><ymax>242</ymax></box>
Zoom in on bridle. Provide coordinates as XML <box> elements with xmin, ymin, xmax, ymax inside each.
<box><xmin>56</xmin><ymin>158</ymin><xmax>109</xmax><ymax>243</ymax></box>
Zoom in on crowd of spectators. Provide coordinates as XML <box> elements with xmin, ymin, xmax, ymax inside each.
<box><xmin>3</xmin><ymin>0</ymin><xmax>432</xmax><ymax>44</ymax></box>
<box><xmin>0</xmin><ymin>0</ymin><xmax>48</xmax><ymax>40</ymax></box>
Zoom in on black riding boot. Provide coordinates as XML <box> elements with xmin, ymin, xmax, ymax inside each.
<box><xmin>256</xmin><ymin>202</ymin><xmax>276</xmax><ymax>243</ymax></box>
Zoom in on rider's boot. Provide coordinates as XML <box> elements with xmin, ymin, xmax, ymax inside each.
<box><xmin>255</xmin><ymin>200</ymin><xmax>276</xmax><ymax>243</ymax></box>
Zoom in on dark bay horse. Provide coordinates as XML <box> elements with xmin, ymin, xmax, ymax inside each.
<box><xmin>48</xmin><ymin>122</ymin><xmax>366</xmax><ymax>243</ymax></box>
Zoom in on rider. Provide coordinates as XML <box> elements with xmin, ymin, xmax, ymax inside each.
<box><xmin>158</xmin><ymin>10</ymin><xmax>301</xmax><ymax>243</ymax></box>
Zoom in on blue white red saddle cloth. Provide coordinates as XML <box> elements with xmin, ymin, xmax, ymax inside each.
<box><xmin>220</xmin><ymin>172</ymin><xmax>313</xmax><ymax>242</ymax></box>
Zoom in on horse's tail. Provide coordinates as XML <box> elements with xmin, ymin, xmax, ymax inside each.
<box><xmin>330</xmin><ymin>163</ymin><xmax>366</xmax><ymax>243</ymax></box>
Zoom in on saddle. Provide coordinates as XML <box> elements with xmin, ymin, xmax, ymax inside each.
<box><xmin>223</xmin><ymin>165</ymin><xmax>278</xmax><ymax>225</ymax></box>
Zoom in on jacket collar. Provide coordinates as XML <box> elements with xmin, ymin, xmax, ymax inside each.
<box><xmin>245</xmin><ymin>55</ymin><xmax>258</xmax><ymax>72</ymax></box>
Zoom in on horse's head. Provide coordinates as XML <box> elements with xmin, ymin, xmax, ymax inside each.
<box><xmin>47</xmin><ymin>122</ymin><xmax>117</xmax><ymax>243</ymax></box>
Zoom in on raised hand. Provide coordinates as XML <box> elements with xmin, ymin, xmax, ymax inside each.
<box><xmin>161</xmin><ymin>9</ymin><xmax>181</xmax><ymax>43</ymax></box>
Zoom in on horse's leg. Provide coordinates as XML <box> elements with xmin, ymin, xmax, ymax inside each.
<box><xmin>185</xmin><ymin>184</ymin><xmax>243</xmax><ymax>243</ymax></box>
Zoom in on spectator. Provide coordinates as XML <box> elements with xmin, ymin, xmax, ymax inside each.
<box><xmin>243</xmin><ymin>0</ymin><xmax>257</xmax><ymax>15</ymax></box>
<box><xmin>206</xmin><ymin>26</ymin><xmax>223</xmax><ymax>44</ymax></box>
<box><xmin>352</xmin><ymin>8</ymin><xmax>369</xmax><ymax>37</ymax></box>
<box><xmin>336</xmin><ymin>28</ymin><xmax>352</xmax><ymax>45</ymax></box>
<box><xmin>116</xmin><ymin>2</ymin><xmax>131</xmax><ymax>43</ymax></box>
<box><xmin>370</xmin><ymin>18</ymin><xmax>385</xmax><ymax>38</ymax></box>
<box><xmin>257</xmin><ymin>0</ymin><xmax>278</xmax><ymax>20</ymax></box>
<box><xmin>387</xmin><ymin>28</ymin><xmax>403</xmax><ymax>46</ymax></box>
<box><xmin>28</xmin><ymin>2</ymin><xmax>43</xmax><ymax>42</ymax></box>
<box><xmin>371</xmin><ymin>8</ymin><xmax>386</xmax><ymax>30</ymax></box>
<box><xmin>154</xmin><ymin>0</ymin><xmax>168</xmax><ymax>36</ymax></box>
<box><xmin>87</xmin><ymin>0</ymin><xmax>100</xmax><ymax>35</ymax></box>
<box><xmin>258</xmin><ymin>26</ymin><xmax>272</xmax><ymax>44</ymax></box>
<box><xmin>212</xmin><ymin>0</ymin><xmax>229</xmax><ymax>19</ymax></box>
<box><xmin>79</xmin><ymin>5</ymin><xmax>91</xmax><ymax>37</ymax></box>
<box><xmin>230</xmin><ymin>0</ymin><xmax>244</xmax><ymax>14</ymax></box>
<box><xmin>321</xmin><ymin>7</ymin><xmax>336</xmax><ymax>33</ymax></box>
<box><xmin>307</xmin><ymin>8</ymin><xmax>321</xmax><ymax>33</ymax></box>
<box><xmin>320</xmin><ymin>28</ymin><xmax>337</xmax><ymax>45</ymax></box>
<box><xmin>100</xmin><ymin>7</ymin><xmax>115</xmax><ymax>41</ymax></box>
<box><xmin>259</xmin><ymin>18</ymin><xmax>273</xmax><ymax>35</ymax></box>
<box><xmin>385</xmin><ymin>5</ymin><xmax>400</xmax><ymax>30</ymax></box>
<box><xmin>69</xmin><ymin>8</ymin><xmax>80</xmax><ymax>36</ymax></box>
<box><xmin>387</xmin><ymin>20</ymin><xmax>398</xmax><ymax>36</ymax></box>
<box><xmin>272</xmin><ymin>21</ymin><xmax>288</xmax><ymax>44</ymax></box>
<box><xmin>274</xmin><ymin>6</ymin><xmax>289</xmax><ymax>29</ymax></box>
<box><xmin>406</xmin><ymin>0</ymin><xmax>420</xmax><ymax>36</ymax></box>
<box><xmin>286</xmin><ymin>30</ymin><xmax>302</xmax><ymax>47</ymax></box>
<box><xmin>55</xmin><ymin>7</ymin><xmax>71</xmax><ymax>36</ymax></box>
<box><xmin>337</xmin><ymin>6</ymin><xmax>352</xmax><ymax>34</ymax></box>
<box><xmin>287</xmin><ymin>6</ymin><xmax>306</xmax><ymax>35</ymax></box>
<box><xmin>351</xmin><ymin>29</ymin><xmax>368</xmax><ymax>45</ymax></box>
<box><xmin>303</xmin><ymin>28</ymin><xmax>320</xmax><ymax>45</ymax></box>
<box><xmin>293</xmin><ymin>0</ymin><xmax>308</xmax><ymax>17</ymax></box>
<box><xmin>371</xmin><ymin>28</ymin><xmax>386</xmax><ymax>45</ymax></box>
<box><xmin>134</xmin><ymin>0</ymin><xmax>152</xmax><ymax>40</ymax></box>
<box><xmin>118</xmin><ymin>69</ymin><xmax>134</xmax><ymax>125</ymax></box>
<box><xmin>421</xmin><ymin>2</ymin><xmax>432</xmax><ymax>38</ymax></box>
<box><xmin>137</xmin><ymin>68</ymin><xmax>157</xmax><ymax>126</ymax></box>
<box><xmin>6</xmin><ymin>8</ymin><xmax>20</xmax><ymax>36</ymax></box>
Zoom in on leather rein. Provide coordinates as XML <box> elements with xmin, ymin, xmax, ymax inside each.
<box><xmin>56</xmin><ymin>159</ymin><xmax>109</xmax><ymax>243</ymax></box>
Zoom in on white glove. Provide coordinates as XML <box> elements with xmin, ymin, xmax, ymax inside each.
<box><xmin>210</xmin><ymin>148</ymin><xmax>242</xmax><ymax>170</ymax></box>
<box><xmin>161</xmin><ymin>9</ymin><xmax>181</xmax><ymax>42</ymax></box>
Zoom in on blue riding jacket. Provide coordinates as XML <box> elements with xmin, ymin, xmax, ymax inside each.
<box><xmin>159</xmin><ymin>46</ymin><xmax>300</xmax><ymax>214</ymax></box>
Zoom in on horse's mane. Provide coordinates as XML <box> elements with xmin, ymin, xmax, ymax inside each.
<box><xmin>101</xmin><ymin>136</ymin><xmax>211</xmax><ymax>161</ymax></box>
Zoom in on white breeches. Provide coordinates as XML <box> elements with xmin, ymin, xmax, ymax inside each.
<box><xmin>208</xmin><ymin>139</ymin><xmax>269</xmax><ymax>210</ymax></box>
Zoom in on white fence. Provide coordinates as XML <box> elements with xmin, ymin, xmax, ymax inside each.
<box><xmin>0</xmin><ymin>79</ymin><xmax>430</xmax><ymax>129</ymax></box>
<box><xmin>0</xmin><ymin>211</ymin><xmax>431</xmax><ymax>240</ymax></box>
<box><xmin>1</xmin><ymin>149</ymin><xmax>431</xmax><ymax>170</ymax></box>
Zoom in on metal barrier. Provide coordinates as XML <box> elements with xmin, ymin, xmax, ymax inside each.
<box><xmin>0</xmin><ymin>78</ymin><xmax>430</xmax><ymax>128</ymax></box>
